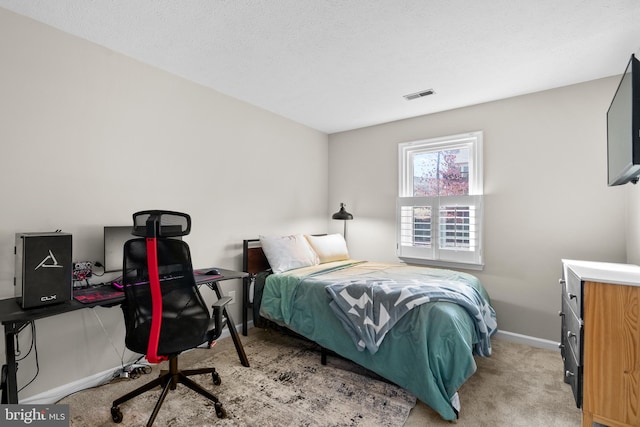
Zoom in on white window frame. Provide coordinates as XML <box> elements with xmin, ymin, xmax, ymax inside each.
<box><xmin>397</xmin><ymin>131</ymin><xmax>484</xmax><ymax>270</ymax></box>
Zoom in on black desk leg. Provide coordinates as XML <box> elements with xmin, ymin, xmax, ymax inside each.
<box><xmin>242</xmin><ymin>276</ymin><xmax>251</xmax><ymax>336</ymax></box>
<box><xmin>3</xmin><ymin>325</ymin><xmax>19</xmax><ymax>403</ymax></box>
<box><xmin>1</xmin><ymin>365</ymin><xmax>7</xmax><ymax>404</ymax></box>
<box><xmin>210</xmin><ymin>282</ymin><xmax>250</xmax><ymax>367</ymax></box>
<box><xmin>223</xmin><ymin>307</ymin><xmax>250</xmax><ymax>367</ymax></box>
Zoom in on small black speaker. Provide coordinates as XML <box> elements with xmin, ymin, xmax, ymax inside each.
<box><xmin>15</xmin><ymin>232</ymin><xmax>72</xmax><ymax>309</ymax></box>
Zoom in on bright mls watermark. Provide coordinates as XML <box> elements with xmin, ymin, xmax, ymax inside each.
<box><xmin>1</xmin><ymin>405</ymin><xmax>69</xmax><ymax>426</ymax></box>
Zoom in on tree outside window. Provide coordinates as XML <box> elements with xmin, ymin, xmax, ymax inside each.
<box><xmin>413</xmin><ymin>149</ymin><xmax>470</xmax><ymax>197</ymax></box>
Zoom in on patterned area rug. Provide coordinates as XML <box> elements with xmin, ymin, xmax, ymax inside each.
<box><xmin>59</xmin><ymin>329</ymin><xmax>416</xmax><ymax>426</ymax></box>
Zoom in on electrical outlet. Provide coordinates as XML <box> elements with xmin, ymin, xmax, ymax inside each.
<box><xmin>228</xmin><ymin>291</ymin><xmax>236</xmax><ymax>304</ymax></box>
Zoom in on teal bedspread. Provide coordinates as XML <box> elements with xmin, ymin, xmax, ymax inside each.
<box><xmin>259</xmin><ymin>260</ymin><xmax>497</xmax><ymax>421</ymax></box>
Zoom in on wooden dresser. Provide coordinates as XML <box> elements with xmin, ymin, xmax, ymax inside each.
<box><xmin>560</xmin><ymin>259</ymin><xmax>640</xmax><ymax>427</ymax></box>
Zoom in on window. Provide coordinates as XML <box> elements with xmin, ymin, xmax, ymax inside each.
<box><xmin>397</xmin><ymin>131</ymin><xmax>483</xmax><ymax>269</ymax></box>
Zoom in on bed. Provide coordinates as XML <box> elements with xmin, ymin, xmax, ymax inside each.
<box><xmin>241</xmin><ymin>234</ymin><xmax>497</xmax><ymax>421</ymax></box>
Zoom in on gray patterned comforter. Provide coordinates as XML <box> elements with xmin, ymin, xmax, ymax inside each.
<box><xmin>326</xmin><ymin>277</ymin><xmax>497</xmax><ymax>355</ymax></box>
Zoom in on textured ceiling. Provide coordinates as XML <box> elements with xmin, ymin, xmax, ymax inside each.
<box><xmin>1</xmin><ymin>1</ymin><xmax>639</xmax><ymax>133</ymax></box>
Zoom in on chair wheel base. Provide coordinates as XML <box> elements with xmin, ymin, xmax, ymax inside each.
<box><xmin>212</xmin><ymin>370</ymin><xmax>221</xmax><ymax>386</ymax></box>
<box><xmin>111</xmin><ymin>406</ymin><xmax>123</xmax><ymax>423</ymax></box>
<box><xmin>110</xmin><ymin>357</ymin><xmax>227</xmax><ymax>424</ymax></box>
<box><xmin>215</xmin><ymin>402</ymin><xmax>226</xmax><ymax>418</ymax></box>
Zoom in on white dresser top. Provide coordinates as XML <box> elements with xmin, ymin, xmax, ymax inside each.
<box><xmin>563</xmin><ymin>259</ymin><xmax>640</xmax><ymax>287</ymax></box>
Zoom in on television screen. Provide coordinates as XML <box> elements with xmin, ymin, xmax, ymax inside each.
<box><xmin>607</xmin><ymin>54</ymin><xmax>640</xmax><ymax>186</ymax></box>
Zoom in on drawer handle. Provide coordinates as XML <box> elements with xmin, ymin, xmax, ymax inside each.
<box><xmin>559</xmin><ymin>279</ymin><xmax>566</xmax><ymax>285</ymax></box>
<box><xmin>567</xmin><ymin>331</ymin><xmax>577</xmax><ymax>340</ymax></box>
<box><xmin>568</xmin><ymin>293</ymin><xmax>577</xmax><ymax>300</ymax></box>
<box><xmin>558</xmin><ymin>310</ymin><xmax>565</xmax><ymax>317</ymax></box>
<box><xmin>565</xmin><ymin>370</ymin><xmax>575</xmax><ymax>378</ymax></box>
<box><xmin>558</xmin><ymin>343</ymin><xmax>565</xmax><ymax>350</ymax></box>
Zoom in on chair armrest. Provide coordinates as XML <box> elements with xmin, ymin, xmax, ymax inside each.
<box><xmin>207</xmin><ymin>297</ymin><xmax>232</xmax><ymax>344</ymax></box>
<box><xmin>212</xmin><ymin>296</ymin><xmax>232</xmax><ymax>309</ymax></box>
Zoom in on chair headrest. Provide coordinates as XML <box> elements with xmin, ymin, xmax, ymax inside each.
<box><xmin>132</xmin><ymin>210</ymin><xmax>191</xmax><ymax>238</ymax></box>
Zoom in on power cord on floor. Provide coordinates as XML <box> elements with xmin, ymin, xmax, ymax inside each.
<box><xmin>128</xmin><ymin>365</ymin><xmax>152</xmax><ymax>379</ymax></box>
<box><xmin>88</xmin><ymin>310</ymin><xmax>153</xmax><ymax>380</ymax></box>
<box><xmin>114</xmin><ymin>363</ymin><xmax>152</xmax><ymax>380</ymax></box>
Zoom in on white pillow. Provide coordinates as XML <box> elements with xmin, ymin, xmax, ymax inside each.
<box><xmin>259</xmin><ymin>234</ymin><xmax>319</xmax><ymax>273</ymax></box>
<box><xmin>305</xmin><ymin>234</ymin><xmax>350</xmax><ymax>263</ymax></box>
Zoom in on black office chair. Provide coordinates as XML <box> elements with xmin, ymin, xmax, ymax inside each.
<box><xmin>111</xmin><ymin>210</ymin><xmax>230</xmax><ymax>426</ymax></box>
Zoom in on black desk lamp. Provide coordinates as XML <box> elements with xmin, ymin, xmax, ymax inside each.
<box><xmin>332</xmin><ymin>203</ymin><xmax>353</xmax><ymax>240</ymax></box>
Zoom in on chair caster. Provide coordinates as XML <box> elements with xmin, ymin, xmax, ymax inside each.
<box><xmin>214</xmin><ymin>402</ymin><xmax>226</xmax><ymax>418</ymax></box>
<box><xmin>212</xmin><ymin>369</ymin><xmax>221</xmax><ymax>386</ymax></box>
<box><xmin>111</xmin><ymin>406</ymin><xmax>123</xmax><ymax>423</ymax></box>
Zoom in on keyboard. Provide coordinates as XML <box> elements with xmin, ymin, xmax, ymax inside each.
<box><xmin>73</xmin><ymin>285</ymin><xmax>124</xmax><ymax>304</ymax></box>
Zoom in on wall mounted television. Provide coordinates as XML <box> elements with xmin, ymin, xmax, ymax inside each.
<box><xmin>607</xmin><ymin>53</ymin><xmax>640</xmax><ymax>186</ymax></box>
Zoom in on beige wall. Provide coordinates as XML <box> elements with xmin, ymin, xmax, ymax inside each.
<box><xmin>329</xmin><ymin>76</ymin><xmax>627</xmax><ymax>342</ymax></box>
<box><xmin>0</xmin><ymin>8</ymin><xmax>329</xmax><ymax>401</ymax></box>
<box><xmin>627</xmin><ymin>187</ymin><xmax>640</xmax><ymax>263</ymax></box>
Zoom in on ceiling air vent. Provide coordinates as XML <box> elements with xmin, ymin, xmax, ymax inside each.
<box><xmin>403</xmin><ymin>89</ymin><xmax>435</xmax><ymax>101</ymax></box>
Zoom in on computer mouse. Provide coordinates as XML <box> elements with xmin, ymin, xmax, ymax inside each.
<box><xmin>205</xmin><ymin>268</ymin><xmax>221</xmax><ymax>275</ymax></box>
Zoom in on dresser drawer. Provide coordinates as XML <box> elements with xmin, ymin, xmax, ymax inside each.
<box><xmin>563</xmin><ymin>268</ymin><xmax>582</xmax><ymax>318</ymax></box>
<box><xmin>564</xmin><ymin>340</ymin><xmax>582</xmax><ymax>408</ymax></box>
<box><xmin>559</xmin><ymin>309</ymin><xmax>568</xmax><ymax>369</ymax></box>
<box><xmin>562</xmin><ymin>294</ymin><xmax>582</xmax><ymax>365</ymax></box>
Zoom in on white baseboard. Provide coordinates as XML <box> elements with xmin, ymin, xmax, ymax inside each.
<box><xmin>494</xmin><ymin>329</ymin><xmax>560</xmax><ymax>352</ymax></box>
<box><xmin>20</xmin><ymin>368</ymin><xmax>119</xmax><ymax>405</ymax></box>
<box><xmin>19</xmin><ymin>328</ymin><xmax>234</xmax><ymax>405</ymax></box>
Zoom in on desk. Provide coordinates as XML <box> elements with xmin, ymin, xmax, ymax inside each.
<box><xmin>0</xmin><ymin>268</ymin><xmax>248</xmax><ymax>404</ymax></box>
<box><xmin>194</xmin><ymin>268</ymin><xmax>249</xmax><ymax>369</ymax></box>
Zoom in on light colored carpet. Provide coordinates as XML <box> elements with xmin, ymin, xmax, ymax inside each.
<box><xmin>404</xmin><ymin>336</ymin><xmax>582</xmax><ymax>426</ymax></box>
<box><xmin>59</xmin><ymin>328</ymin><xmax>582</xmax><ymax>426</ymax></box>
<box><xmin>59</xmin><ymin>328</ymin><xmax>416</xmax><ymax>426</ymax></box>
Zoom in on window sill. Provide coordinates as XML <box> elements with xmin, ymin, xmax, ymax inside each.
<box><xmin>398</xmin><ymin>256</ymin><xmax>484</xmax><ymax>271</ymax></box>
